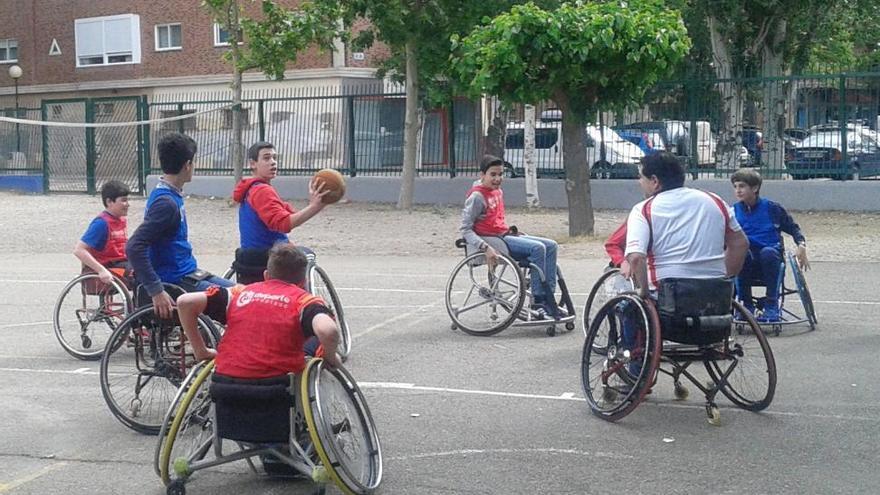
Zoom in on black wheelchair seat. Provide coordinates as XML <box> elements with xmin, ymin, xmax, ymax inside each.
<box><xmin>656</xmin><ymin>278</ymin><xmax>734</xmax><ymax>345</ymax></box>
<box><xmin>210</xmin><ymin>373</ymin><xmax>294</xmax><ymax>444</ymax></box>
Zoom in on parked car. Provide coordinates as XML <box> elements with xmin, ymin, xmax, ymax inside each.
<box><xmin>503</xmin><ymin>120</ymin><xmax>644</xmax><ymax>179</ymax></box>
<box><xmin>615</xmin><ymin>128</ymin><xmax>666</xmax><ymax>156</ymax></box>
<box><xmin>786</xmin><ymin>124</ymin><xmax>880</xmax><ymax>180</ymax></box>
<box><xmin>783</xmin><ymin>127</ymin><xmax>809</xmax><ymax>162</ymax></box>
<box><xmin>616</xmin><ymin>120</ymin><xmax>716</xmax><ymax>168</ymax></box>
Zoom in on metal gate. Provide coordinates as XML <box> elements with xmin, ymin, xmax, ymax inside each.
<box><xmin>42</xmin><ymin>96</ymin><xmax>146</xmax><ymax>193</ymax></box>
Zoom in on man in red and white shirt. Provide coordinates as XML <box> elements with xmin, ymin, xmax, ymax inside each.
<box><xmin>178</xmin><ymin>243</ymin><xmax>341</xmax><ymax>377</ymax></box>
<box><xmin>625</xmin><ymin>153</ymin><xmax>749</xmax><ymax>297</ymax></box>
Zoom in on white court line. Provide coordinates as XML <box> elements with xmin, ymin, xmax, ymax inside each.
<box><xmin>386</xmin><ymin>448</ymin><xmax>633</xmax><ymax>462</ymax></box>
<box><xmin>0</xmin><ymin>321</ymin><xmax>52</xmax><ymax>329</ymax></box>
<box><xmin>0</xmin><ymin>461</ymin><xmax>68</xmax><ymax>493</ymax></box>
<box><xmin>354</xmin><ymin>302</ymin><xmax>440</xmax><ymax>338</ymax></box>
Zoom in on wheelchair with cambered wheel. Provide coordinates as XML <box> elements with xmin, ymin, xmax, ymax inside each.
<box><xmin>446</xmin><ymin>238</ymin><xmax>576</xmax><ymax>337</ymax></box>
<box><xmin>580</xmin><ymin>278</ymin><xmax>777</xmax><ymax>425</ymax></box>
<box><xmin>154</xmin><ymin>358</ymin><xmax>382</xmax><ymax>495</ymax></box>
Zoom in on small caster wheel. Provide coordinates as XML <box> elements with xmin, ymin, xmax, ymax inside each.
<box><xmin>450</xmin><ymin>323</ymin><xmax>458</xmax><ymax>331</ymax></box>
<box><xmin>673</xmin><ymin>382</ymin><xmax>689</xmax><ymax>401</ymax></box>
<box><xmin>167</xmin><ymin>479</ymin><xmax>186</xmax><ymax>495</ymax></box>
<box><xmin>735</xmin><ymin>324</ymin><xmax>744</xmax><ymax>335</ymax></box>
<box><xmin>81</xmin><ymin>335</ymin><xmax>92</xmax><ymax>349</ymax></box>
<box><xmin>706</xmin><ymin>406</ymin><xmax>721</xmax><ymax>426</ymax></box>
<box><xmin>601</xmin><ymin>387</ymin><xmax>618</xmax><ymax>403</ymax></box>
<box><xmin>773</xmin><ymin>325</ymin><xmax>782</xmax><ymax>336</ymax></box>
<box><xmin>565</xmin><ymin>321</ymin><xmax>575</xmax><ymax>331</ymax></box>
<box><xmin>546</xmin><ymin>326</ymin><xmax>556</xmax><ymax>337</ymax></box>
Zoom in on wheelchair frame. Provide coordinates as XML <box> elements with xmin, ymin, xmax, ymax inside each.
<box><xmin>53</xmin><ymin>270</ymin><xmax>134</xmax><ymax>360</ymax></box>
<box><xmin>445</xmin><ymin>239</ymin><xmax>577</xmax><ymax>337</ymax></box>
<box><xmin>734</xmin><ymin>251</ymin><xmax>818</xmax><ymax>336</ymax></box>
<box><xmin>581</xmin><ymin>293</ymin><xmax>777</xmax><ymax>425</ymax></box>
<box><xmin>155</xmin><ymin>358</ymin><xmax>382</xmax><ymax>495</ymax></box>
<box><xmin>223</xmin><ymin>252</ymin><xmax>352</xmax><ymax>360</ymax></box>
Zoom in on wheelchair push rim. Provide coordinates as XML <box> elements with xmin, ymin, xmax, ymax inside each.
<box><xmin>308</xmin><ymin>264</ymin><xmax>353</xmax><ymax>360</ymax></box>
<box><xmin>583</xmin><ymin>268</ymin><xmax>631</xmax><ymax>339</ymax></box>
<box><xmin>581</xmin><ymin>294</ymin><xmax>661</xmax><ymax>422</ymax></box>
<box><xmin>445</xmin><ymin>252</ymin><xmax>526</xmax><ymax>336</ymax></box>
<box><xmin>302</xmin><ymin>358</ymin><xmax>383</xmax><ymax>494</ymax></box>
<box><xmin>787</xmin><ymin>253</ymin><xmax>818</xmax><ymax>328</ymax></box>
<box><xmin>53</xmin><ymin>272</ymin><xmax>133</xmax><ymax>360</ymax></box>
<box><xmin>100</xmin><ymin>305</ymin><xmax>220</xmax><ymax>435</ymax></box>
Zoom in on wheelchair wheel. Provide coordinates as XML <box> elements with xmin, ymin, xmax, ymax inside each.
<box><xmin>221</xmin><ymin>267</ymin><xmax>236</xmax><ymax>284</ymax></box>
<box><xmin>445</xmin><ymin>253</ymin><xmax>525</xmax><ymax>336</ymax></box>
<box><xmin>302</xmin><ymin>359</ymin><xmax>382</xmax><ymax>495</ymax></box>
<box><xmin>100</xmin><ymin>306</ymin><xmax>220</xmax><ymax>435</ymax></box>
<box><xmin>53</xmin><ymin>273</ymin><xmax>133</xmax><ymax>360</ymax></box>
<box><xmin>157</xmin><ymin>360</ymin><xmax>215</xmax><ymax>485</ymax></box>
<box><xmin>582</xmin><ymin>268</ymin><xmax>629</xmax><ymax>338</ymax></box>
<box><xmin>581</xmin><ymin>294</ymin><xmax>661</xmax><ymax>422</ymax></box>
<box><xmin>705</xmin><ymin>300</ymin><xmax>777</xmax><ymax>412</ymax></box>
<box><xmin>788</xmin><ymin>253</ymin><xmax>817</xmax><ymax>329</ymax></box>
<box><xmin>308</xmin><ymin>264</ymin><xmax>352</xmax><ymax>360</ymax></box>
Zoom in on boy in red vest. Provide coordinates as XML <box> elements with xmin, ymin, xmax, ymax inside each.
<box><xmin>73</xmin><ymin>180</ymin><xmax>131</xmax><ymax>284</ymax></box>
<box><xmin>460</xmin><ymin>155</ymin><xmax>561</xmax><ymax>318</ymax></box>
<box><xmin>177</xmin><ymin>243</ymin><xmax>341</xmax><ymax>374</ymax></box>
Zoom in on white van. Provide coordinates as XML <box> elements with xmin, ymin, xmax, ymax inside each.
<box><xmin>504</xmin><ymin>121</ymin><xmax>644</xmax><ymax>178</ymax></box>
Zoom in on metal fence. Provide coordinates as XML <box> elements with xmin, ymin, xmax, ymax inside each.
<box><xmin>0</xmin><ymin>106</ymin><xmax>42</xmax><ymax>174</ymax></box>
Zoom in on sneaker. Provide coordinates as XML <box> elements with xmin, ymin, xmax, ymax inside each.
<box><xmin>758</xmin><ymin>301</ymin><xmax>780</xmax><ymax>323</ymax></box>
<box><xmin>734</xmin><ymin>304</ymin><xmax>755</xmax><ymax>321</ymax></box>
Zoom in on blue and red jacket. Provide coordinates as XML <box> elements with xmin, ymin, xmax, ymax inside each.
<box><xmin>81</xmin><ymin>211</ymin><xmax>128</xmax><ymax>265</ymax></box>
<box><xmin>233</xmin><ymin>178</ymin><xmax>293</xmax><ymax>250</ymax></box>
<box><xmin>733</xmin><ymin>197</ymin><xmax>805</xmax><ymax>251</ymax></box>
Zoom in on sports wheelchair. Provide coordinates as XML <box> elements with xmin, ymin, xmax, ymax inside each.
<box><xmin>53</xmin><ymin>266</ymin><xmax>134</xmax><ymax>360</ymax></box>
<box><xmin>581</xmin><ymin>278</ymin><xmax>777</xmax><ymax>425</ymax></box>
<box><xmin>99</xmin><ymin>289</ymin><xmax>223</xmax><ymax>435</ymax></box>
<box><xmin>445</xmin><ymin>237</ymin><xmax>576</xmax><ymax>337</ymax></box>
<box><xmin>734</xmin><ymin>250</ymin><xmax>818</xmax><ymax>336</ymax></box>
<box><xmin>154</xmin><ymin>358</ymin><xmax>382</xmax><ymax>495</ymax></box>
<box><xmin>582</xmin><ymin>267</ymin><xmax>633</xmax><ymax>337</ymax></box>
<box><xmin>223</xmin><ymin>247</ymin><xmax>352</xmax><ymax>360</ymax></box>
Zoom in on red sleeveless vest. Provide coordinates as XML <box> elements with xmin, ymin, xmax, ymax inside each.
<box><xmin>92</xmin><ymin>211</ymin><xmax>127</xmax><ymax>265</ymax></box>
<box><xmin>467</xmin><ymin>185</ymin><xmax>509</xmax><ymax>236</ymax></box>
<box><xmin>216</xmin><ymin>279</ymin><xmax>323</xmax><ymax>378</ymax></box>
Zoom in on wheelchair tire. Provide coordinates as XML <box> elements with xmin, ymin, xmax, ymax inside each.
<box><xmin>583</xmin><ymin>268</ymin><xmax>629</xmax><ymax>339</ymax></box>
<box><xmin>445</xmin><ymin>252</ymin><xmax>525</xmax><ymax>336</ymax></box>
<box><xmin>308</xmin><ymin>264</ymin><xmax>352</xmax><ymax>360</ymax></box>
<box><xmin>100</xmin><ymin>305</ymin><xmax>220</xmax><ymax>435</ymax></box>
<box><xmin>788</xmin><ymin>253</ymin><xmax>818</xmax><ymax>329</ymax></box>
<box><xmin>705</xmin><ymin>300</ymin><xmax>777</xmax><ymax>412</ymax></box>
<box><xmin>53</xmin><ymin>273</ymin><xmax>133</xmax><ymax>360</ymax></box>
<box><xmin>302</xmin><ymin>359</ymin><xmax>383</xmax><ymax>495</ymax></box>
<box><xmin>157</xmin><ymin>360</ymin><xmax>215</xmax><ymax>485</ymax></box>
<box><xmin>581</xmin><ymin>294</ymin><xmax>661</xmax><ymax>422</ymax></box>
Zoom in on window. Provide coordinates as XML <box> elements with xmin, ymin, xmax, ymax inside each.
<box><xmin>155</xmin><ymin>23</ymin><xmax>182</xmax><ymax>51</ymax></box>
<box><xmin>0</xmin><ymin>39</ymin><xmax>18</xmax><ymax>63</ymax></box>
<box><xmin>213</xmin><ymin>23</ymin><xmax>231</xmax><ymax>46</ymax></box>
<box><xmin>160</xmin><ymin>109</ymin><xmax>197</xmax><ymax>132</ymax></box>
<box><xmin>75</xmin><ymin>14</ymin><xmax>141</xmax><ymax>67</ymax></box>
<box><xmin>504</xmin><ymin>128</ymin><xmax>559</xmax><ymax>150</ymax></box>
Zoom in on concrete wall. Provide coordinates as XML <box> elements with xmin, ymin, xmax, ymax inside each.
<box><xmin>147</xmin><ymin>175</ymin><xmax>880</xmax><ymax>212</ymax></box>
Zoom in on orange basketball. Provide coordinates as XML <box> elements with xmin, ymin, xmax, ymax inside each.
<box><xmin>313</xmin><ymin>168</ymin><xmax>346</xmax><ymax>204</ymax></box>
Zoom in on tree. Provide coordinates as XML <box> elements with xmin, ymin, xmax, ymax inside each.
<box><xmin>203</xmin><ymin>0</ymin><xmax>340</xmax><ymax>183</ymax></box>
<box><xmin>452</xmin><ymin>1</ymin><xmax>690</xmax><ymax>236</ymax></box>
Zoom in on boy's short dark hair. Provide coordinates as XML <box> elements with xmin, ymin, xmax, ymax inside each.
<box><xmin>157</xmin><ymin>132</ymin><xmax>197</xmax><ymax>174</ymax></box>
<box><xmin>247</xmin><ymin>141</ymin><xmax>275</xmax><ymax>162</ymax></box>
<box><xmin>730</xmin><ymin>168</ymin><xmax>762</xmax><ymax>192</ymax></box>
<box><xmin>640</xmin><ymin>152</ymin><xmax>685</xmax><ymax>190</ymax></box>
<box><xmin>266</xmin><ymin>243</ymin><xmax>308</xmax><ymax>284</ymax></box>
<box><xmin>480</xmin><ymin>155</ymin><xmax>505</xmax><ymax>173</ymax></box>
<box><xmin>100</xmin><ymin>180</ymin><xmax>130</xmax><ymax>208</ymax></box>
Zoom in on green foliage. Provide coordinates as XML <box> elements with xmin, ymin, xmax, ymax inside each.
<box><xmin>452</xmin><ymin>1</ymin><xmax>691</xmax><ymax>115</ymax></box>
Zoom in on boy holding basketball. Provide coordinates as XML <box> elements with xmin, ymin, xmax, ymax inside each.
<box><xmin>74</xmin><ymin>180</ymin><xmax>131</xmax><ymax>284</ymax></box>
<box><xmin>231</xmin><ymin>141</ymin><xmax>332</xmax><ymax>282</ymax></box>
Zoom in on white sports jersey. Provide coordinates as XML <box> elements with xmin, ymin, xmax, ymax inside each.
<box><xmin>625</xmin><ymin>187</ymin><xmax>741</xmax><ymax>290</ymax></box>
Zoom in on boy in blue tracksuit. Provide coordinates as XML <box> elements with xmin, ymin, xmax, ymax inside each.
<box><xmin>730</xmin><ymin>168</ymin><xmax>809</xmax><ymax>322</ymax></box>
<box><xmin>126</xmin><ymin>132</ymin><xmax>233</xmax><ymax>319</ymax></box>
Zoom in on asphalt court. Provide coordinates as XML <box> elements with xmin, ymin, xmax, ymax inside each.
<box><xmin>1</xmin><ymin>253</ymin><xmax>880</xmax><ymax>494</ymax></box>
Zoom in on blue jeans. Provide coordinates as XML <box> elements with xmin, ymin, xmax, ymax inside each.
<box><xmin>735</xmin><ymin>246</ymin><xmax>783</xmax><ymax>305</ymax></box>
<box><xmin>504</xmin><ymin>235</ymin><xmax>558</xmax><ymax>299</ymax></box>
<box><xmin>187</xmin><ymin>273</ymin><xmax>236</xmax><ymax>292</ymax></box>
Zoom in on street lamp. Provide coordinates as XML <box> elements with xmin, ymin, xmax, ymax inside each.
<box><xmin>8</xmin><ymin>64</ymin><xmax>22</xmax><ymax>152</ymax></box>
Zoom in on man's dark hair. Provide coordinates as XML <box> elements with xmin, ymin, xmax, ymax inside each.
<box><xmin>157</xmin><ymin>132</ymin><xmax>197</xmax><ymax>174</ymax></box>
<box><xmin>640</xmin><ymin>152</ymin><xmax>685</xmax><ymax>190</ymax></box>
<box><xmin>730</xmin><ymin>168</ymin><xmax>762</xmax><ymax>192</ymax></box>
<box><xmin>247</xmin><ymin>141</ymin><xmax>275</xmax><ymax>162</ymax></box>
<box><xmin>100</xmin><ymin>180</ymin><xmax>130</xmax><ymax>208</ymax></box>
<box><xmin>480</xmin><ymin>154</ymin><xmax>505</xmax><ymax>173</ymax></box>
<box><xmin>266</xmin><ymin>243</ymin><xmax>308</xmax><ymax>284</ymax></box>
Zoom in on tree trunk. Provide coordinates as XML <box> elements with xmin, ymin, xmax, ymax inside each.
<box><xmin>761</xmin><ymin>20</ymin><xmax>787</xmax><ymax>174</ymax></box>
<box><xmin>556</xmin><ymin>93</ymin><xmax>593</xmax><ymax>236</ymax></box>
<box><xmin>398</xmin><ymin>38</ymin><xmax>419</xmax><ymax>210</ymax></box>
<box><xmin>229</xmin><ymin>4</ymin><xmax>245</xmax><ymax>184</ymax></box>
<box><xmin>708</xmin><ymin>15</ymin><xmax>744</xmax><ymax>171</ymax></box>
<box><xmin>523</xmin><ymin>104</ymin><xmax>539</xmax><ymax>208</ymax></box>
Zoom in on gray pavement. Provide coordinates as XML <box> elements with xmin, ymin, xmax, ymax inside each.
<box><xmin>1</xmin><ymin>253</ymin><xmax>879</xmax><ymax>494</ymax></box>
